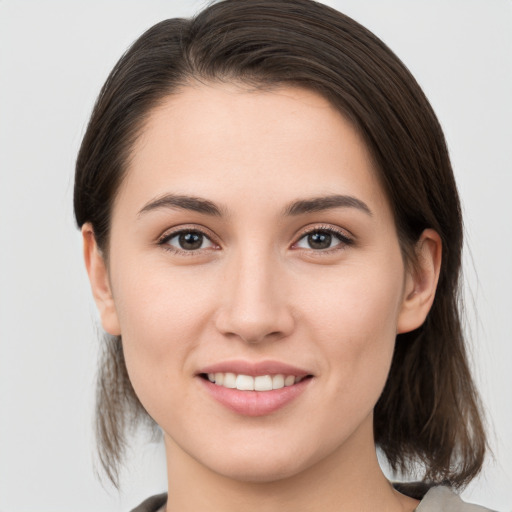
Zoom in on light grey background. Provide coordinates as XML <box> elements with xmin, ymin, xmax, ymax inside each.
<box><xmin>0</xmin><ymin>1</ymin><xmax>511</xmax><ymax>511</ymax></box>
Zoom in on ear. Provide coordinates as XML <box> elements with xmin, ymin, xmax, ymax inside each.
<box><xmin>82</xmin><ymin>223</ymin><xmax>121</xmax><ymax>336</ymax></box>
<box><xmin>397</xmin><ymin>229</ymin><xmax>442</xmax><ymax>334</ymax></box>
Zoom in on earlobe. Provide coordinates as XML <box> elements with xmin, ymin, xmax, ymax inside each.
<box><xmin>82</xmin><ymin>223</ymin><xmax>121</xmax><ymax>336</ymax></box>
<box><xmin>397</xmin><ymin>229</ymin><xmax>442</xmax><ymax>334</ymax></box>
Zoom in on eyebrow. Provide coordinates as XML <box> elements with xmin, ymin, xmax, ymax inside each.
<box><xmin>138</xmin><ymin>193</ymin><xmax>372</xmax><ymax>218</ymax></box>
<box><xmin>138</xmin><ymin>193</ymin><xmax>226</xmax><ymax>217</ymax></box>
<box><xmin>282</xmin><ymin>194</ymin><xmax>372</xmax><ymax>217</ymax></box>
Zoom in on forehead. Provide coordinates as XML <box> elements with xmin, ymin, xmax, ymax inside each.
<box><xmin>116</xmin><ymin>82</ymin><xmax>391</xmax><ymax>221</ymax></box>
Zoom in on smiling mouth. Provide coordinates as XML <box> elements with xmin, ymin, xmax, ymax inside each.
<box><xmin>200</xmin><ymin>372</ymin><xmax>312</xmax><ymax>391</ymax></box>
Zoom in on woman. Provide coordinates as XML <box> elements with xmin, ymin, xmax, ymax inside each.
<box><xmin>74</xmin><ymin>0</ymin><xmax>493</xmax><ymax>510</ymax></box>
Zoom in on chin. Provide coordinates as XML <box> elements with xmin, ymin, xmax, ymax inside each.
<box><xmin>197</xmin><ymin>439</ymin><xmax>330</xmax><ymax>484</ymax></box>
<box><xmin>213</xmin><ymin>458</ymin><xmax>307</xmax><ymax>484</ymax></box>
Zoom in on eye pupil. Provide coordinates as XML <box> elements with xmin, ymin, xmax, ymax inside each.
<box><xmin>308</xmin><ymin>232</ymin><xmax>332</xmax><ymax>250</ymax></box>
<box><xmin>179</xmin><ymin>232</ymin><xmax>203</xmax><ymax>250</ymax></box>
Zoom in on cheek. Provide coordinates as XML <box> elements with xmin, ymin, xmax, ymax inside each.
<box><xmin>113</xmin><ymin>260</ymin><xmax>216</xmax><ymax>340</ymax></box>
<box><xmin>111</xmin><ymin>263</ymin><xmax>218</xmax><ymax>409</ymax></box>
<box><xmin>306</xmin><ymin>254</ymin><xmax>404</xmax><ymax>336</ymax></box>
<box><xmin>306</xmin><ymin>259</ymin><xmax>404</xmax><ymax>400</ymax></box>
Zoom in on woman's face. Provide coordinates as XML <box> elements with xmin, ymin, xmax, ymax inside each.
<box><xmin>93</xmin><ymin>83</ymin><xmax>423</xmax><ymax>482</ymax></box>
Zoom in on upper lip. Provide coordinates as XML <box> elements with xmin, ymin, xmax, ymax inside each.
<box><xmin>198</xmin><ymin>360</ymin><xmax>311</xmax><ymax>377</ymax></box>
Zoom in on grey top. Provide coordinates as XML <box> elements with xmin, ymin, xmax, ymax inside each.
<box><xmin>416</xmin><ymin>486</ymin><xmax>495</xmax><ymax>511</ymax></box>
<box><xmin>130</xmin><ymin>485</ymin><xmax>496</xmax><ymax>511</ymax></box>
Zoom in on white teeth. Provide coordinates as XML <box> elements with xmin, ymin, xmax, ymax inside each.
<box><xmin>223</xmin><ymin>372</ymin><xmax>236</xmax><ymax>388</ymax></box>
<box><xmin>236</xmin><ymin>374</ymin><xmax>254</xmax><ymax>390</ymax></box>
<box><xmin>272</xmin><ymin>374</ymin><xmax>285</xmax><ymax>389</ymax></box>
<box><xmin>254</xmin><ymin>375</ymin><xmax>273</xmax><ymax>391</ymax></box>
<box><xmin>284</xmin><ymin>375</ymin><xmax>295</xmax><ymax>386</ymax></box>
<box><xmin>206</xmin><ymin>372</ymin><xmax>306</xmax><ymax>391</ymax></box>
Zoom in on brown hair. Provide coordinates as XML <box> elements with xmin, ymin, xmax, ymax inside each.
<box><xmin>74</xmin><ymin>0</ymin><xmax>487</xmax><ymax>489</ymax></box>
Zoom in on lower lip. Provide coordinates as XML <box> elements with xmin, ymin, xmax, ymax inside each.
<box><xmin>199</xmin><ymin>376</ymin><xmax>312</xmax><ymax>417</ymax></box>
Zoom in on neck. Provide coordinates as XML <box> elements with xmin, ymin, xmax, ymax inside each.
<box><xmin>163</xmin><ymin>415</ymin><xmax>419</xmax><ymax>512</ymax></box>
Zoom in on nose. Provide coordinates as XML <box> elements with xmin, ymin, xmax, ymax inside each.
<box><xmin>214</xmin><ymin>248</ymin><xmax>295</xmax><ymax>344</ymax></box>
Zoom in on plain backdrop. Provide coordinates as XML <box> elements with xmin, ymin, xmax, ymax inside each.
<box><xmin>0</xmin><ymin>1</ymin><xmax>511</xmax><ymax>511</ymax></box>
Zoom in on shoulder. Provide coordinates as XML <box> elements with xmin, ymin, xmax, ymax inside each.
<box><xmin>130</xmin><ymin>493</ymin><xmax>167</xmax><ymax>512</ymax></box>
<box><xmin>416</xmin><ymin>486</ymin><xmax>496</xmax><ymax>512</ymax></box>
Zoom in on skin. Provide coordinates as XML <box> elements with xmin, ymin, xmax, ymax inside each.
<box><xmin>83</xmin><ymin>83</ymin><xmax>441</xmax><ymax>512</ymax></box>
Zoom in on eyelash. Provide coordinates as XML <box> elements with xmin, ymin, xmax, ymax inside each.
<box><xmin>157</xmin><ymin>227</ymin><xmax>218</xmax><ymax>257</ymax></box>
<box><xmin>294</xmin><ymin>225</ymin><xmax>354</xmax><ymax>255</ymax></box>
<box><xmin>157</xmin><ymin>225</ymin><xmax>354</xmax><ymax>257</ymax></box>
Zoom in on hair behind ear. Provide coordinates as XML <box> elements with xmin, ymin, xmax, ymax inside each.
<box><xmin>374</xmin><ymin>288</ymin><xmax>487</xmax><ymax>488</ymax></box>
<box><xmin>94</xmin><ymin>332</ymin><xmax>155</xmax><ymax>488</ymax></box>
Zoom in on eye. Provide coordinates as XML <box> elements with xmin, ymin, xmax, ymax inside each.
<box><xmin>293</xmin><ymin>226</ymin><xmax>353</xmax><ymax>252</ymax></box>
<box><xmin>158</xmin><ymin>228</ymin><xmax>217</xmax><ymax>254</ymax></box>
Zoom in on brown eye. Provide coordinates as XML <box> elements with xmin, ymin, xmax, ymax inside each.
<box><xmin>161</xmin><ymin>230</ymin><xmax>215</xmax><ymax>252</ymax></box>
<box><xmin>294</xmin><ymin>227</ymin><xmax>353</xmax><ymax>252</ymax></box>
<box><xmin>178</xmin><ymin>232</ymin><xmax>204</xmax><ymax>250</ymax></box>
<box><xmin>306</xmin><ymin>231</ymin><xmax>334</xmax><ymax>250</ymax></box>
